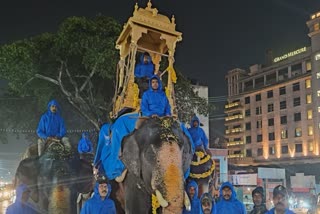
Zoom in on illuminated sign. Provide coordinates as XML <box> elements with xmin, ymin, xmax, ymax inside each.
<box><xmin>273</xmin><ymin>47</ymin><xmax>307</xmax><ymax>63</ymax></box>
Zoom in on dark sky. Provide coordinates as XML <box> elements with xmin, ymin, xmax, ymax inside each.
<box><xmin>1</xmin><ymin>0</ymin><xmax>320</xmax><ymax>96</ymax></box>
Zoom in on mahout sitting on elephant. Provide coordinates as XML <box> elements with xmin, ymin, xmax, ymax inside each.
<box><xmin>14</xmin><ymin>138</ymin><xmax>94</xmax><ymax>214</ymax></box>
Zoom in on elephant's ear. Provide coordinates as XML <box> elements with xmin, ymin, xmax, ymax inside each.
<box><xmin>121</xmin><ymin>133</ymin><xmax>141</xmax><ymax>178</ymax></box>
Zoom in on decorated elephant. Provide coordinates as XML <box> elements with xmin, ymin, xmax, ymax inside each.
<box><xmin>113</xmin><ymin>116</ymin><xmax>193</xmax><ymax>214</ymax></box>
<box><xmin>14</xmin><ymin>140</ymin><xmax>94</xmax><ymax>214</ymax></box>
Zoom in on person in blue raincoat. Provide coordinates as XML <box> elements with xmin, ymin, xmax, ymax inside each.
<box><xmin>36</xmin><ymin>99</ymin><xmax>70</xmax><ymax>156</ymax></box>
<box><xmin>80</xmin><ymin>176</ymin><xmax>116</xmax><ymax>214</ymax></box>
<box><xmin>183</xmin><ymin>180</ymin><xmax>201</xmax><ymax>214</ymax></box>
<box><xmin>188</xmin><ymin>115</ymin><xmax>209</xmax><ymax>152</ymax></box>
<box><xmin>215</xmin><ymin>181</ymin><xmax>246</xmax><ymax>214</ymax></box>
<box><xmin>200</xmin><ymin>192</ymin><xmax>216</xmax><ymax>214</ymax></box>
<box><xmin>6</xmin><ymin>184</ymin><xmax>40</xmax><ymax>214</ymax></box>
<box><xmin>141</xmin><ymin>75</ymin><xmax>171</xmax><ymax>117</ymax></box>
<box><xmin>78</xmin><ymin>132</ymin><xmax>93</xmax><ymax>154</ymax></box>
<box><xmin>134</xmin><ymin>52</ymin><xmax>155</xmax><ymax>97</ymax></box>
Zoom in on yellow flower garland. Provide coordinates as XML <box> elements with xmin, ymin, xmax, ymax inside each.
<box><xmin>191</xmin><ymin>154</ymin><xmax>212</xmax><ymax>166</ymax></box>
<box><xmin>189</xmin><ymin>161</ymin><xmax>215</xmax><ymax>179</ymax></box>
<box><xmin>152</xmin><ymin>193</ymin><xmax>160</xmax><ymax>214</ymax></box>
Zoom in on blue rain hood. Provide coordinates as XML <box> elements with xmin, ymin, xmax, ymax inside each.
<box><xmin>148</xmin><ymin>75</ymin><xmax>163</xmax><ymax>92</ymax></box>
<box><xmin>78</xmin><ymin>132</ymin><xmax>93</xmax><ymax>153</ymax></box>
<box><xmin>188</xmin><ymin>115</ymin><xmax>208</xmax><ymax>149</ymax></box>
<box><xmin>134</xmin><ymin>53</ymin><xmax>155</xmax><ymax>78</ymax></box>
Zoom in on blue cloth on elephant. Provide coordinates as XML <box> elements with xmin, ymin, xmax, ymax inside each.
<box><xmin>103</xmin><ymin>113</ymin><xmax>138</xmax><ymax>179</ymax></box>
<box><xmin>215</xmin><ymin>181</ymin><xmax>246</xmax><ymax>214</ymax></box>
<box><xmin>80</xmin><ymin>183</ymin><xmax>116</xmax><ymax>214</ymax></box>
<box><xmin>94</xmin><ymin>123</ymin><xmax>112</xmax><ymax>167</ymax></box>
<box><xmin>188</xmin><ymin>115</ymin><xmax>208</xmax><ymax>149</ymax></box>
<box><xmin>36</xmin><ymin>99</ymin><xmax>66</xmax><ymax>139</ymax></box>
<box><xmin>134</xmin><ymin>53</ymin><xmax>155</xmax><ymax>78</ymax></box>
<box><xmin>6</xmin><ymin>184</ymin><xmax>39</xmax><ymax>214</ymax></box>
<box><xmin>141</xmin><ymin>75</ymin><xmax>171</xmax><ymax>117</ymax></box>
<box><xmin>200</xmin><ymin>192</ymin><xmax>216</xmax><ymax>214</ymax></box>
<box><xmin>183</xmin><ymin>180</ymin><xmax>200</xmax><ymax>214</ymax></box>
<box><xmin>78</xmin><ymin>132</ymin><xmax>93</xmax><ymax>154</ymax></box>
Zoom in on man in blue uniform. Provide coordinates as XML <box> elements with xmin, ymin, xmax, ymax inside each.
<box><xmin>80</xmin><ymin>176</ymin><xmax>116</xmax><ymax>214</ymax></box>
<box><xmin>36</xmin><ymin>99</ymin><xmax>70</xmax><ymax>156</ymax></box>
<box><xmin>188</xmin><ymin>115</ymin><xmax>209</xmax><ymax>153</ymax></box>
<box><xmin>134</xmin><ymin>52</ymin><xmax>155</xmax><ymax>97</ymax></box>
<box><xmin>141</xmin><ymin>75</ymin><xmax>171</xmax><ymax>117</ymax></box>
<box><xmin>266</xmin><ymin>185</ymin><xmax>294</xmax><ymax>214</ymax></box>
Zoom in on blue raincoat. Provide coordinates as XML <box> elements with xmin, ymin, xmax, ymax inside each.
<box><xmin>141</xmin><ymin>75</ymin><xmax>171</xmax><ymax>117</ymax></box>
<box><xmin>94</xmin><ymin>123</ymin><xmax>111</xmax><ymax>167</ymax></box>
<box><xmin>36</xmin><ymin>100</ymin><xmax>66</xmax><ymax>139</ymax></box>
<box><xmin>134</xmin><ymin>54</ymin><xmax>155</xmax><ymax>78</ymax></box>
<box><xmin>6</xmin><ymin>184</ymin><xmax>39</xmax><ymax>214</ymax></box>
<box><xmin>183</xmin><ymin>180</ymin><xmax>200</xmax><ymax>214</ymax></box>
<box><xmin>80</xmin><ymin>183</ymin><xmax>116</xmax><ymax>214</ymax></box>
<box><xmin>78</xmin><ymin>132</ymin><xmax>93</xmax><ymax>154</ymax></box>
<box><xmin>200</xmin><ymin>192</ymin><xmax>216</xmax><ymax>214</ymax></box>
<box><xmin>215</xmin><ymin>181</ymin><xmax>246</xmax><ymax>214</ymax></box>
<box><xmin>188</xmin><ymin>115</ymin><xmax>208</xmax><ymax>149</ymax></box>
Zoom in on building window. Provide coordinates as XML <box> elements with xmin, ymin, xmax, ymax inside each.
<box><xmin>295</xmin><ymin>144</ymin><xmax>303</xmax><ymax>153</ymax></box>
<box><xmin>281</xmin><ymin>116</ymin><xmax>287</xmax><ymax>124</ymax></box>
<box><xmin>256</xmin><ymin>106</ymin><xmax>262</xmax><ymax>115</ymax></box>
<box><xmin>269</xmin><ymin>146</ymin><xmax>275</xmax><ymax>155</ymax></box>
<box><xmin>315</xmin><ymin>23</ymin><xmax>320</xmax><ymax>31</ymax></box>
<box><xmin>268</xmin><ymin>104</ymin><xmax>274</xmax><ymax>112</ymax></box>
<box><xmin>307</xmin><ymin>110</ymin><xmax>313</xmax><ymax>120</ymax></box>
<box><xmin>245</xmin><ymin>109</ymin><xmax>251</xmax><ymax>117</ymax></box>
<box><xmin>245</xmin><ymin>149</ymin><xmax>252</xmax><ymax>157</ymax></box>
<box><xmin>318</xmin><ymin>107</ymin><xmax>320</xmax><ymax>113</ymax></box>
<box><xmin>309</xmin><ymin>142</ymin><xmax>314</xmax><ymax>152</ymax></box>
<box><xmin>306</xmin><ymin>94</ymin><xmax>312</xmax><ymax>104</ymax></box>
<box><xmin>294</xmin><ymin>112</ymin><xmax>301</xmax><ymax>121</ymax></box>
<box><xmin>269</xmin><ymin>132</ymin><xmax>275</xmax><ymax>141</ymax></box>
<box><xmin>245</xmin><ymin>96</ymin><xmax>250</xmax><ymax>104</ymax></box>
<box><xmin>292</xmin><ymin>82</ymin><xmax>300</xmax><ymax>91</ymax></box>
<box><xmin>268</xmin><ymin>118</ymin><xmax>274</xmax><ymax>126</ymax></box>
<box><xmin>280</xmin><ymin>101</ymin><xmax>287</xmax><ymax>110</ymax></box>
<box><xmin>295</xmin><ymin>128</ymin><xmax>302</xmax><ymax>137</ymax></box>
<box><xmin>257</xmin><ymin>134</ymin><xmax>263</xmax><ymax>142</ymax></box>
<box><xmin>257</xmin><ymin>120</ymin><xmax>262</xmax><ymax>129</ymax></box>
<box><xmin>306</xmin><ymin>61</ymin><xmax>312</xmax><ymax>71</ymax></box>
<box><xmin>267</xmin><ymin>90</ymin><xmax>273</xmax><ymax>98</ymax></box>
<box><xmin>245</xmin><ymin>122</ymin><xmax>251</xmax><ymax>130</ymax></box>
<box><xmin>279</xmin><ymin>87</ymin><xmax>286</xmax><ymax>95</ymax></box>
<box><xmin>257</xmin><ymin>148</ymin><xmax>263</xmax><ymax>156</ymax></box>
<box><xmin>281</xmin><ymin>130</ymin><xmax>288</xmax><ymax>139</ymax></box>
<box><xmin>256</xmin><ymin>94</ymin><xmax>261</xmax><ymax>101</ymax></box>
<box><xmin>305</xmin><ymin>79</ymin><xmax>311</xmax><ymax>88</ymax></box>
<box><xmin>246</xmin><ymin>136</ymin><xmax>251</xmax><ymax>144</ymax></box>
<box><xmin>317</xmin><ymin>72</ymin><xmax>320</xmax><ymax>79</ymax></box>
<box><xmin>308</xmin><ymin>126</ymin><xmax>314</xmax><ymax>136</ymax></box>
<box><xmin>281</xmin><ymin>145</ymin><xmax>288</xmax><ymax>154</ymax></box>
<box><xmin>293</xmin><ymin>97</ymin><xmax>301</xmax><ymax>107</ymax></box>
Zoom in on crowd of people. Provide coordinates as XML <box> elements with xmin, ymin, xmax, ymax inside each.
<box><xmin>7</xmin><ymin>53</ymin><xmax>300</xmax><ymax>214</ymax></box>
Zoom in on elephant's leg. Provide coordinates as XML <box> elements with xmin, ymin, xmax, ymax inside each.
<box><xmin>110</xmin><ymin>180</ymin><xmax>125</xmax><ymax>214</ymax></box>
<box><xmin>124</xmin><ymin>174</ymin><xmax>151</xmax><ymax>214</ymax></box>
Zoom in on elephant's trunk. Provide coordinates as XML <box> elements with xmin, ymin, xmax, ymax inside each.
<box><xmin>48</xmin><ymin>185</ymin><xmax>71</xmax><ymax>214</ymax></box>
<box><xmin>153</xmin><ymin>142</ymin><xmax>184</xmax><ymax>214</ymax></box>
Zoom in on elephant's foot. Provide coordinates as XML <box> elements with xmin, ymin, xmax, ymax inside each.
<box><xmin>115</xmin><ymin>169</ymin><xmax>128</xmax><ymax>183</ymax></box>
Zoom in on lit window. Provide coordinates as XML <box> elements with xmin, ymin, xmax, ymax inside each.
<box><xmin>306</xmin><ymin>61</ymin><xmax>312</xmax><ymax>71</ymax></box>
<box><xmin>305</xmin><ymin>79</ymin><xmax>311</xmax><ymax>88</ymax></box>
<box><xmin>318</xmin><ymin>91</ymin><xmax>320</xmax><ymax>97</ymax></box>
<box><xmin>281</xmin><ymin>130</ymin><xmax>288</xmax><ymax>139</ymax></box>
<box><xmin>307</xmin><ymin>110</ymin><xmax>313</xmax><ymax>120</ymax></box>
<box><xmin>308</xmin><ymin>126</ymin><xmax>314</xmax><ymax>136</ymax></box>
<box><xmin>315</xmin><ymin>23</ymin><xmax>320</xmax><ymax>31</ymax></box>
<box><xmin>318</xmin><ymin>107</ymin><xmax>320</xmax><ymax>113</ymax></box>
<box><xmin>309</xmin><ymin>142</ymin><xmax>314</xmax><ymax>152</ymax></box>
<box><xmin>317</xmin><ymin>72</ymin><xmax>320</xmax><ymax>79</ymax></box>
<box><xmin>307</xmin><ymin>94</ymin><xmax>312</xmax><ymax>104</ymax></box>
<box><xmin>295</xmin><ymin>128</ymin><xmax>302</xmax><ymax>137</ymax></box>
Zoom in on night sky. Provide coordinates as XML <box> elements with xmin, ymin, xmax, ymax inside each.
<box><xmin>1</xmin><ymin>0</ymin><xmax>320</xmax><ymax>96</ymax></box>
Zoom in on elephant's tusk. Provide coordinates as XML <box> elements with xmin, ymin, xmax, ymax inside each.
<box><xmin>115</xmin><ymin>169</ymin><xmax>128</xmax><ymax>183</ymax></box>
<box><xmin>184</xmin><ymin>191</ymin><xmax>191</xmax><ymax>211</ymax></box>
<box><xmin>155</xmin><ymin>189</ymin><xmax>169</xmax><ymax>208</ymax></box>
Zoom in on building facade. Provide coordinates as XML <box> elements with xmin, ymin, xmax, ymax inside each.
<box><xmin>225</xmin><ymin>11</ymin><xmax>320</xmax><ymax>166</ymax></box>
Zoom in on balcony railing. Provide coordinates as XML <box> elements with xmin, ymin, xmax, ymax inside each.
<box><xmin>225</xmin><ymin>128</ymin><xmax>243</xmax><ymax>135</ymax></box>
<box><xmin>225</xmin><ymin>114</ymin><xmax>243</xmax><ymax>122</ymax></box>
<box><xmin>228</xmin><ymin>154</ymin><xmax>244</xmax><ymax>158</ymax></box>
<box><xmin>227</xmin><ymin>141</ymin><xmax>244</xmax><ymax>146</ymax></box>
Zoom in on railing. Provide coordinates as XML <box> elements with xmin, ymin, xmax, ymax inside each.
<box><xmin>227</xmin><ymin>141</ymin><xmax>244</xmax><ymax>146</ymax></box>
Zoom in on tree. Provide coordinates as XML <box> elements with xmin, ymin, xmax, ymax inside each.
<box><xmin>0</xmin><ymin>15</ymin><xmax>121</xmax><ymax>131</ymax></box>
<box><xmin>0</xmin><ymin>15</ymin><xmax>210</xmax><ymax>143</ymax></box>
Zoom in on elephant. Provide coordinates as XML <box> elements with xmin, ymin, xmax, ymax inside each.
<box><xmin>113</xmin><ymin>116</ymin><xmax>193</xmax><ymax>214</ymax></box>
<box><xmin>14</xmin><ymin>140</ymin><xmax>94</xmax><ymax>214</ymax></box>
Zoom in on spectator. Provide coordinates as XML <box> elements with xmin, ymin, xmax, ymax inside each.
<box><xmin>200</xmin><ymin>192</ymin><xmax>216</xmax><ymax>214</ymax></box>
<box><xmin>183</xmin><ymin>180</ymin><xmax>200</xmax><ymax>214</ymax></box>
<box><xmin>266</xmin><ymin>185</ymin><xmax>294</xmax><ymax>214</ymax></box>
<box><xmin>250</xmin><ymin>186</ymin><xmax>268</xmax><ymax>214</ymax></box>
